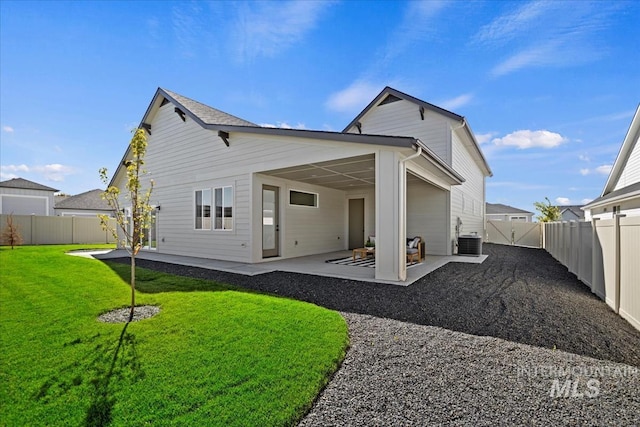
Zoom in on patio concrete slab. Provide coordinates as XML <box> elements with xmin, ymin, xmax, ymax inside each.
<box><xmin>92</xmin><ymin>249</ymin><xmax>487</xmax><ymax>285</ymax></box>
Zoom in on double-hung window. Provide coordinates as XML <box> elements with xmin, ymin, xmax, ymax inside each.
<box><xmin>195</xmin><ymin>189</ymin><xmax>212</xmax><ymax>230</ymax></box>
<box><xmin>214</xmin><ymin>186</ymin><xmax>233</xmax><ymax>230</ymax></box>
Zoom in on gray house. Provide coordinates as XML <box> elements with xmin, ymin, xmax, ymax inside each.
<box><xmin>109</xmin><ymin>86</ymin><xmax>491</xmax><ymax>282</ymax></box>
<box><xmin>486</xmin><ymin>203</ymin><xmax>534</xmax><ymax>222</ymax></box>
<box><xmin>557</xmin><ymin>205</ymin><xmax>585</xmax><ymax>221</ymax></box>
<box><xmin>55</xmin><ymin>189</ymin><xmax>115</xmax><ymax>217</ymax></box>
<box><xmin>0</xmin><ymin>177</ymin><xmax>58</xmax><ymax>216</ymax></box>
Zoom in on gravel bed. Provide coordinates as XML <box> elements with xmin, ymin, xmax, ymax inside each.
<box><xmin>106</xmin><ymin>244</ymin><xmax>640</xmax><ymax>366</ymax></box>
<box><xmin>300</xmin><ymin>313</ymin><xmax>640</xmax><ymax>426</ymax></box>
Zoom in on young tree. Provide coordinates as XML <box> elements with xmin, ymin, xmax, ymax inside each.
<box><xmin>99</xmin><ymin>128</ymin><xmax>154</xmax><ymax>321</ymax></box>
<box><xmin>1</xmin><ymin>214</ymin><xmax>24</xmax><ymax>249</ymax></box>
<box><xmin>534</xmin><ymin>197</ymin><xmax>561</xmax><ymax>222</ymax></box>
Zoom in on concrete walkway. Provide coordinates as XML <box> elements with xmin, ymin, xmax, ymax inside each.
<box><xmin>92</xmin><ymin>249</ymin><xmax>487</xmax><ymax>286</ymax></box>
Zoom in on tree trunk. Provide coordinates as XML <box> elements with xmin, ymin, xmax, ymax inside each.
<box><xmin>129</xmin><ymin>253</ymin><xmax>136</xmax><ymax>322</ymax></box>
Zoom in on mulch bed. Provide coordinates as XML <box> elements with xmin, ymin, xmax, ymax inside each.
<box><xmin>104</xmin><ymin>244</ymin><xmax>640</xmax><ymax>366</ymax></box>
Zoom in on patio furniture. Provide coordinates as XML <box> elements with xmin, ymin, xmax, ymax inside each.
<box><xmin>353</xmin><ymin>247</ymin><xmax>375</xmax><ymax>261</ymax></box>
<box><xmin>407</xmin><ymin>236</ymin><xmax>423</xmax><ymax>263</ymax></box>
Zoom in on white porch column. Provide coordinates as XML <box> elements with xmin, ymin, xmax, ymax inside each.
<box><xmin>375</xmin><ymin>150</ymin><xmax>407</xmax><ymax>281</ymax></box>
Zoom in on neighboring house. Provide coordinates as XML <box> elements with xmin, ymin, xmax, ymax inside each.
<box><xmin>556</xmin><ymin>205</ymin><xmax>585</xmax><ymax>221</ymax></box>
<box><xmin>0</xmin><ymin>177</ymin><xmax>58</xmax><ymax>216</ymax></box>
<box><xmin>584</xmin><ymin>105</ymin><xmax>640</xmax><ymax>220</ymax></box>
<box><xmin>486</xmin><ymin>203</ymin><xmax>534</xmax><ymax>222</ymax></box>
<box><xmin>109</xmin><ymin>86</ymin><xmax>492</xmax><ymax>282</ymax></box>
<box><xmin>54</xmin><ymin>189</ymin><xmax>115</xmax><ymax>217</ymax></box>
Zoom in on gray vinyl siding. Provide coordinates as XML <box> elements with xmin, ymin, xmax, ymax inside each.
<box><xmin>350</xmin><ymin>100</ymin><xmax>452</xmax><ymax>164</ymax></box>
<box><xmin>0</xmin><ymin>188</ymin><xmax>55</xmax><ymax>216</ymax></box>
<box><xmin>117</xmin><ymin>100</ymin><xmax>385</xmax><ymax>262</ymax></box>
<box><xmin>450</xmin><ymin>128</ymin><xmax>486</xmax><ymax>247</ymax></box>
<box><xmin>614</xmin><ymin>135</ymin><xmax>640</xmax><ymax>191</ymax></box>
<box><xmin>407</xmin><ymin>181</ymin><xmax>449</xmax><ymax>255</ymax></box>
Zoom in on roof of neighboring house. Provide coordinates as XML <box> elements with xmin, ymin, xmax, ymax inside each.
<box><xmin>486</xmin><ymin>202</ymin><xmax>533</xmax><ymax>215</ymax></box>
<box><xmin>601</xmin><ymin>104</ymin><xmax>640</xmax><ymax>196</ymax></box>
<box><xmin>558</xmin><ymin>205</ymin><xmax>585</xmax><ymax>219</ymax></box>
<box><xmin>55</xmin><ymin>189</ymin><xmax>113</xmax><ymax>211</ymax></box>
<box><xmin>343</xmin><ymin>86</ymin><xmax>493</xmax><ymax>177</ymax></box>
<box><xmin>0</xmin><ymin>177</ymin><xmax>59</xmax><ymax>192</ymax></box>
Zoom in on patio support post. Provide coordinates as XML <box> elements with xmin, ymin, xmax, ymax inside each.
<box><xmin>375</xmin><ymin>150</ymin><xmax>406</xmax><ymax>281</ymax></box>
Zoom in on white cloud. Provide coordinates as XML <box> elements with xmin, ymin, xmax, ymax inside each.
<box><xmin>581</xmin><ymin>198</ymin><xmax>593</xmax><ymax>204</ymax></box>
<box><xmin>259</xmin><ymin>122</ymin><xmax>306</xmax><ymax>129</ymax></box>
<box><xmin>0</xmin><ymin>172</ymin><xmax>19</xmax><ymax>180</ymax></box>
<box><xmin>32</xmin><ymin>164</ymin><xmax>75</xmax><ymax>182</ymax></box>
<box><xmin>232</xmin><ymin>1</ymin><xmax>334</xmax><ymax>62</ymax></box>
<box><xmin>478</xmin><ymin>2</ymin><xmax>614</xmax><ymax>77</ymax></box>
<box><xmin>491</xmin><ymin>130</ymin><xmax>567</xmax><ymax>149</ymax></box>
<box><xmin>595</xmin><ymin>164</ymin><xmax>612</xmax><ymax>175</ymax></box>
<box><xmin>555</xmin><ymin>197</ymin><xmax>571</xmax><ymax>206</ymax></box>
<box><xmin>2</xmin><ymin>126</ymin><xmax>14</xmax><ymax>133</ymax></box>
<box><xmin>580</xmin><ymin>168</ymin><xmax>590</xmax><ymax>176</ymax></box>
<box><xmin>1</xmin><ymin>164</ymin><xmax>30</xmax><ymax>173</ymax></box>
<box><xmin>475</xmin><ymin>132</ymin><xmax>498</xmax><ymax>145</ymax></box>
<box><xmin>578</xmin><ymin>154</ymin><xmax>590</xmax><ymax>162</ymax></box>
<box><xmin>439</xmin><ymin>93</ymin><xmax>473</xmax><ymax>111</ymax></box>
<box><xmin>475</xmin><ymin>1</ymin><xmax>549</xmax><ymax>44</ymax></box>
<box><xmin>325</xmin><ymin>81</ymin><xmax>382</xmax><ymax>114</ymax></box>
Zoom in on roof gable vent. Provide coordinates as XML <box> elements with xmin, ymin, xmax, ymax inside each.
<box><xmin>379</xmin><ymin>94</ymin><xmax>402</xmax><ymax>106</ymax></box>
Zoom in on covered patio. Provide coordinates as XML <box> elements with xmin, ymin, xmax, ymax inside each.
<box><xmin>258</xmin><ymin>143</ymin><xmax>464</xmax><ymax>282</ymax></box>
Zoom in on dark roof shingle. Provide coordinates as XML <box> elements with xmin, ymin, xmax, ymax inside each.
<box><xmin>55</xmin><ymin>189</ymin><xmax>113</xmax><ymax>211</ymax></box>
<box><xmin>161</xmin><ymin>89</ymin><xmax>257</xmax><ymax>127</ymax></box>
<box><xmin>486</xmin><ymin>202</ymin><xmax>533</xmax><ymax>215</ymax></box>
<box><xmin>0</xmin><ymin>177</ymin><xmax>59</xmax><ymax>192</ymax></box>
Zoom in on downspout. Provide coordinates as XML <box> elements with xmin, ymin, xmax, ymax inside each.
<box><xmin>397</xmin><ymin>144</ymin><xmax>423</xmax><ymax>281</ymax></box>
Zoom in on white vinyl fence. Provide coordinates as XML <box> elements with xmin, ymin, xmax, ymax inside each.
<box><xmin>0</xmin><ymin>214</ymin><xmax>116</xmax><ymax>245</ymax></box>
<box><xmin>486</xmin><ymin>220</ymin><xmax>542</xmax><ymax>248</ymax></box>
<box><xmin>544</xmin><ymin>217</ymin><xmax>640</xmax><ymax>332</ymax></box>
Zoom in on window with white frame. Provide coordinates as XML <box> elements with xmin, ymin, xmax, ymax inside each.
<box><xmin>195</xmin><ymin>189</ymin><xmax>212</xmax><ymax>230</ymax></box>
<box><xmin>214</xmin><ymin>186</ymin><xmax>233</xmax><ymax>230</ymax></box>
<box><xmin>289</xmin><ymin>190</ymin><xmax>318</xmax><ymax>207</ymax></box>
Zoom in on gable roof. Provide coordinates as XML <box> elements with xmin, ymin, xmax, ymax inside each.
<box><xmin>557</xmin><ymin>205</ymin><xmax>585</xmax><ymax>219</ymax></box>
<box><xmin>160</xmin><ymin>89</ymin><xmax>258</xmax><ymax>127</ymax></box>
<box><xmin>602</xmin><ymin>104</ymin><xmax>640</xmax><ymax>196</ymax></box>
<box><xmin>486</xmin><ymin>202</ymin><xmax>533</xmax><ymax>215</ymax></box>
<box><xmin>0</xmin><ymin>177</ymin><xmax>58</xmax><ymax>192</ymax></box>
<box><xmin>342</xmin><ymin>86</ymin><xmax>492</xmax><ymax>177</ymax></box>
<box><xmin>55</xmin><ymin>189</ymin><xmax>113</xmax><ymax>211</ymax></box>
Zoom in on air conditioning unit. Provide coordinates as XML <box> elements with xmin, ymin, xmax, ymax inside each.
<box><xmin>458</xmin><ymin>235</ymin><xmax>482</xmax><ymax>256</ymax></box>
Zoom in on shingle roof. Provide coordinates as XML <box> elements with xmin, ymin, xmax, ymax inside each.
<box><xmin>55</xmin><ymin>189</ymin><xmax>113</xmax><ymax>211</ymax></box>
<box><xmin>558</xmin><ymin>205</ymin><xmax>585</xmax><ymax>219</ymax></box>
<box><xmin>0</xmin><ymin>177</ymin><xmax>59</xmax><ymax>192</ymax></box>
<box><xmin>486</xmin><ymin>202</ymin><xmax>533</xmax><ymax>215</ymax></box>
<box><xmin>583</xmin><ymin>181</ymin><xmax>640</xmax><ymax>208</ymax></box>
<box><xmin>161</xmin><ymin>89</ymin><xmax>257</xmax><ymax>127</ymax></box>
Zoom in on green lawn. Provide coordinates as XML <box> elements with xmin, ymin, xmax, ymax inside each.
<box><xmin>0</xmin><ymin>245</ymin><xmax>348</xmax><ymax>426</ymax></box>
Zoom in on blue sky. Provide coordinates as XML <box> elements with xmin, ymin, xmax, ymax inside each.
<box><xmin>1</xmin><ymin>0</ymin><xmax>638</xmax><ymax>213</ymax></box>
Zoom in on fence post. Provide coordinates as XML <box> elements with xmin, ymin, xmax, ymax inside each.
<box><xmin>614</xmin><ymin>214</ymin><xmax>624</xmax><ymax>314</ymax></box>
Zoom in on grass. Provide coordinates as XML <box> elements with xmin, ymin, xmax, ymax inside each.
<box><xmin>0</xmin><ymin>245</ymin><xmax>348</xmax><ymax>426</ymax></box>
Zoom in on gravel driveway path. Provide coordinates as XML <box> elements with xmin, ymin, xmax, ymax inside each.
<box><xmin>300</xmin><ymin>313</ymin><xmax>639</xmax><ymax>426</ymax></box>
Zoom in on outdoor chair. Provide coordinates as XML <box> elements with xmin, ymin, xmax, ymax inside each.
<box><xmin>406</xmin><ymin>236</ymin><xmax>423</xmax><ymax>263</ymax></box>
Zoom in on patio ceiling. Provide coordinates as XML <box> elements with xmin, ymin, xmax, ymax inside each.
<box><xmin>264</xmin><ymin>154</ymin><xmax>376</xmax><ymax>190</ymax></box>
